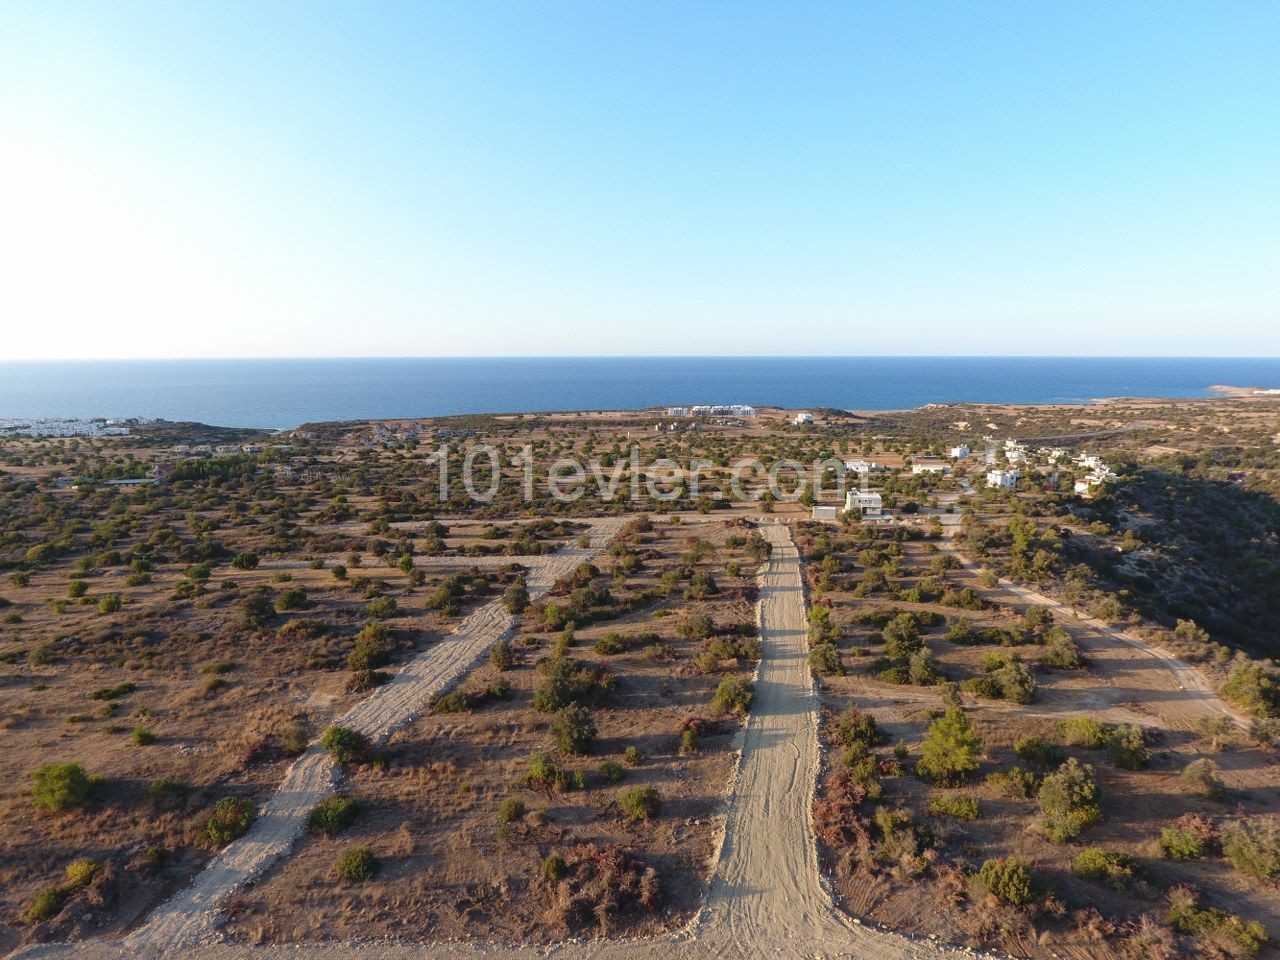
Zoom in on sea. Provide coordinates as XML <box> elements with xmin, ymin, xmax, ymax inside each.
<box><xmin>1</xmin><ymin>357</ymin><xmax>1278</xmax><ymax>430</ymax></box>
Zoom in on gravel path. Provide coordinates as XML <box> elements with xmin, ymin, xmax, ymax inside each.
<box><xmin>11</xmin><ymin>520</ymin><xmax>983</xmax><ymax>960</ymax></box>
<box><xmin>940</xmin><ymin>541</ymin><xmax>1251</xmax><ymax>733</ymax></box>
<box><xmin>59</xmin><ymin>520</ymin><xmax>623</xmax><ymax>959</ymax></box>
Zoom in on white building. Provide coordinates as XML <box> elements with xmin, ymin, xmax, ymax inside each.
<box><xmin>811</xmin><ymin>505</ymin><xmax>839</xmax><ymax>521</ymax></box>
<box><xmin>793</xmin><ymin>412</ymin><xmax>814</xmax><ymax>425</ymax></box>
<box><xmin>911</xmin><ymin>459</ymin><xmax>951</xmax><ymax>475</ymax></box>
<box><xmin>950</xmin><ymin>444</ymin><xmax>971</xmax><ymax>459</ymax></box>
<box><xmin>1004</xmin><ymin>440</ymin><xmax>1029</xmax><ymax>463</ymax></box>
<box><xmin>844</xmin><ymin>459</ymin><xmax>879</xmax><ymax>474</ymax></box>
<box><xmin>986</xmin><ymin>468</ymin><xmax>1020</xmax><ymax>490</ymax></box>
<box><xmin>845</xmin><ymin>490</ymin><xmax>883</xmax><ymax>518</ymax></box>
<box><xmin>1075</xmin><ymin>453</ymin><xmax>1106</xmax><ymax>471</ymax></box>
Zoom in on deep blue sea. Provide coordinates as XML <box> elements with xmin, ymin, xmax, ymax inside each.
<box><xmin>1</xmin><ymin>357</ymin><xmax>1278</xmax><ymax>429</ymax></box>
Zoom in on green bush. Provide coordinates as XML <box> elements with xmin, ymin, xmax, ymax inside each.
<box><xmin>593</xmin><ymin>632</ymin><xmax>627</xmax><ymax>655</ymax></box>
<box><xmin>275</xmin><ymin>587</ymin><xmax>309</xmax><ymax>611</ymax></box>
<box><xmin>835</xmin><ymin>706</ymin><xmax>885</xmax><ymax>749</ymax></box>
<box><xmin>430</xmin><ymin>690</ymin><xmax>471</xmax><ymax>714</ymax></box>
<box><xmin>1039</xmin><ymin>758</ymin><xmax>1101</xmax><ymax>843</ymax></box>
<box><xmin>623</xmin><ymin>745</ymin><xmax>642</xmax><ymax>766</ymax></box>
<box><xmin>1058</xmin><ymin>716</ymin><xmax>1110</xmax><ymax>749</ymax></box>
<box><xmin>1181</xmin><ymin>757</ymin><xmax>1225</xmax><ymax>799</ymax></box>
<box><xmin>1014</xmin><ymin>736</ymin><xmax>1066</xmax><ymax>769</ymax></box>
<box><xmin>1107</xmin><ymin>724</ymin><xmax>1150</xmax><ymax>770</ymax></box>
<box><xmin>541</xmin><ymin>852</ymin><xmax>567</xmax><ymax>881</ymax></box>
<box><xmin>916</xmin><ymin>709</ymin><xmax>982</xmax><ymax>785</ymax></box>
<box><xmin>1168</xmin><ymin>886</ymin><xmax>1268</xmax><ymax>957</ymax></box>
<box><xmin>148</xmin><ymin>776</ymin><xmax>189</xmax><ymax>803</ymax></box>
<box><xmin>131</xmin><ymin>727</ymin><xmax>157</xmax><ymax>746</ymax></box>
<box><xmin>618</xmin><ymin>786</ymin><xmax>661</xmax><ymax>821</ymax></box>
<box><xmin>347</xmin><ymin>623</ymin><xmax>393</xmax><ymax>670</ymax></box>
<box><xmin>309</xmin><ymin>795</ymin><xmax>361</xmax><ymax>836</ymax></box>
<box><xmin>502</xmin><ymin>579</ymin><xmax>529</xmax><ymax>614</ymax></box>
<box><xmin>334</xmin><ymin>845</ymin><xmax>378</xmax><ymax>882</ymax></box>
<box><xmin>985</xmin><ymin>765</ymin><xmax>1040</xmax><ymax>799</ymax></box>
<box><xmin>30</xmin><ymin>762</ymin><xmax>101</xmax><ymax>813</ymax></box>
<box><xmin>711</xmin><ymin>676</ymin><xmax>754</xmax><ymax>717</ymax></box>
<box><xmin>498</xmin><ymin>797</ymin><xmax>526</xmax><ymax>823</ymax></box>
<box><xmin>927</xmin><ymin>791</ymin><xmax>980</xmax><ymax>821</ymax></box>
<box><xmin>550</xmin><ymin>705</ymin><xmax>597</xmax><ymax>755</ymax></box>
<box><xmin>281</xmin><ymin>719</ymin><xmax>309</xmax><ymax>756</ymax></box>
<box><xmin>320</xmin><ymin>726</ymin><xmax>370</xmax><ymax>764</ymax></box>
<box><xmin>1222</xmin><ymin>661</ymin><xmax>1280</xmax><ymax>719</ymax></box>
<box><xmin>1221</xmin><ymin>819</ymin><xmax>1280</xmax><ymax>881</ymax></box>
<box><xmin>490</xmin><ymin>640</ymin><xmax>515</xmax><ymax>671</ymax></box>
<box><xmin>90</xmin><ymin>681</ymin><xmax>137</xmax><ymax>701</ymax></box>
<box><xmin>523</xmin><ymin>752</ymin><xmax>563</xmax><ymax>791</ymax></box>
<box><xmin>24</xmin><ymin>887</ymin><xmax>69</xmax><ymax>923</ymax></box>
<box><xmin>976</xmin><ymin>857</ymin><xmax>1034</xmax><ymax>906</ymax></box>
<box><xmin>531</xmin><ymin>657</ymin><xmax>613</xmax><ymax>713</ymax></box>
<box><xmin>63</xmin><ymin>858</ymin><xmax>101</xmax><ymax>888</ymax></box>
<box><xmin>1159</xmin><ymin>826</ymin><xmax>1206</xmax><ymax>860</ymax></box>
<box><xmin>1073</xmin><ymin>848</ymin><xmax>1143</xmax><ymax>889</ymax></box>
<box><xmin>204</xmin><ymin>796</ymin><xmax>257</xmax><ymax>845</ymax></box>
<box><xmin>598</xmin><ymin>760</ymin><xmax>624</xmax><ymax>783</ymax></box>
<box><xmin>810</xmin><ymin>641</ymin><xmax>844</xmax><ymax>677</ymax></box>
<box><xmin>679</xmin><ymin>728</ymin><xmax>701</xmax><ymax>755</ymax></box>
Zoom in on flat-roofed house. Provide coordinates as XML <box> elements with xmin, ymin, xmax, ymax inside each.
<box><xmin>845</xmin><ymin>490</ymin><xmax>883</xmax><ymax>518</ymax></box>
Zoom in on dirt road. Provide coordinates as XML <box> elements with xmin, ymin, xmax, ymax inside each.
<box><xmin>939</xmin><ymin>542</ymin><xmax>1250</xmax><ymax>734</ymax></box>
<box><xmin>14</xmin><ymin>521</ymin><xmax>982</xmax><ymax>960</ymax></box>
<box><xmin>62</xmin><ymin>519</ymin><xmax>623</xmax><ymax>958</ymax></box>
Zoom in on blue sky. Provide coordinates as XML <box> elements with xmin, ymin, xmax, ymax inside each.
<box><xmin>1</xmin><ymin>2</ymin><xmax>1277</xmax><ymax>358</ymax></box>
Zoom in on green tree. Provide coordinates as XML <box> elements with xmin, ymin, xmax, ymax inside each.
<box><xmin>916</xmin><ymin>709</ymin><xmax>982</xmax><ymax>785</ymax></box>
<box><xmin>1039</xmin><ymin>758</ymin><xmax>1101</xmax><ymax>842</ymax></box>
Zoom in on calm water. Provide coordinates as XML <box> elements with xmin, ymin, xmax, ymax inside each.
<box><xmin>1</xmin><ymin>357</ymin><xmax>1278</xmax><ymax>429</ymax></box>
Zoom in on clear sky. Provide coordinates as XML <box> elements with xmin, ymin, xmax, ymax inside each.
<box><xmin>1</xmin><ymin>2</ymin><xmax>1277</xmax><ymax>359</ymax></box>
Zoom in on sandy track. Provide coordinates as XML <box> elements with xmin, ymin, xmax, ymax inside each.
<box><xmin>52</xmin><ymin>520</ymin><xmax>623</xmax><ymax>958</ymax></box>
<box><xmin>940</xmin><ymin>542</ymin><xmax>1250</xmax><ymax>733</ymax></box>
<box><xmin>12</xmin><ymin>521</ymin><xmax>979</xmax><ymax>960</ymax></box>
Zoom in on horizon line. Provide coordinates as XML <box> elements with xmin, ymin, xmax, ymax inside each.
<box><xmin>4</xmin><ymin>354</ymin><xmax>1280</xmax><ymax>363</ymax></box>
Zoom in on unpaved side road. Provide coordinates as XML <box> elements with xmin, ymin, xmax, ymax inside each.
<box><xmin>940</xmin><ymin>541</ymin><xmax>1250</xmax><ymax>733</ymax></box>
<box><xmin>110</xmin><ymin>519</ymin><xmax>622</xmax><ymax>957</ymax></box>
<box><xmin>12</xmin><ymin>521</ymin><xmax>979</xmax><ymax>960</ymax></box>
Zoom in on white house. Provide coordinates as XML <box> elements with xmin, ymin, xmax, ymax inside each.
<box><xmin>845</xmin><ymin>490</ymin><xmax>883</xmax><ymax>518</ymax></box>
<box><xmin>1075</xmin><ymin>453</ymin><xmax>1106</xmax><ymax>471</ymax></box>
<box><xmin>950</xmin><ymin>444</ymin><xmax>971</xmax><ymax>459</ymax></box>
<box><xmin>986</xmin><ymin>468</ymin><xmax>1020</xmax><ymax>490</ymax></box>
<box><xmin>811</xmin><ymin>505</ymin><xmax>839</xmax><ymax>521</ymax></box>
<box><xmin>911</xmin><ymin>459</ymin><xmax>951</xmax><ymax>475</ymax></box>
<box><xmin>793</xmin><ymin>412</ymin><xmax>814</xmax><ymax>425</ymax></box>
<box><xmin>1004</xmin><ymin>440</ymin><xmax>1029</xmax><ymax>463</ymax></box>
<box><xmin>844</xmin><ymin>459</ymin><xmax>879</xmax><ymax>473</ymax></box>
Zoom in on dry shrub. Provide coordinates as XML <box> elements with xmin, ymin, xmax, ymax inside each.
<box><xmin>538</xmin><ymin>843</ymin><xmax>661</xmax><ymax>937</ymax></box>
<box><xmin>813</xmin><ymin>768</ymin><xmax>873</xmax><ymax>855</ymax></box>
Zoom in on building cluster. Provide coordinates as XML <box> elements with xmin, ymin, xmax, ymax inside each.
<box><xmin>665</xmin><ymin>404</ymin><xmax>757</xmax><ymax>417</ymax></box>
<box><xmin>1072</xmin><ymin>453</ymin><xmax>1115</xmax><ymax>497</ymax></box>
<box><xmin>161</xmin><ymin>442</ymin><xmax>263</xmax><ymax>459</ymax></box>
<box><xmin>792</xmin><ymin>411</ymin><xmax>814</xmax><ymax>425</ymax></box>
<box><xmin>0</xmin><ymin>418</ymin><xmax>138</xmax><ymax>438</ymax></box>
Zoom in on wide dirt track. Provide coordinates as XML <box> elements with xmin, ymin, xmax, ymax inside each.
<box><xmin>13</xmin><ymin>521</ymin><xmax>986</xmax><ymax>960</ymax></box>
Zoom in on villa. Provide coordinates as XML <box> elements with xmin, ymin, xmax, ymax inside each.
<box><xmin>911</xmin><ymin>458</ymin><xmax>950</xmax><ymax>475</ymax></box>
<box><xmin>986</xmin><ymin>468</ymin><xmax>1020</xmax><ymax>490</ymax></box>
<box><xmin>844</xmin><ymin>459</ymin><xmax>879</xmax><ymax>473</ymax></box>
<box><xmin>845</xmin><ymin>490</ymin><xmax>883</xmax><ymax>518</ymax></box>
